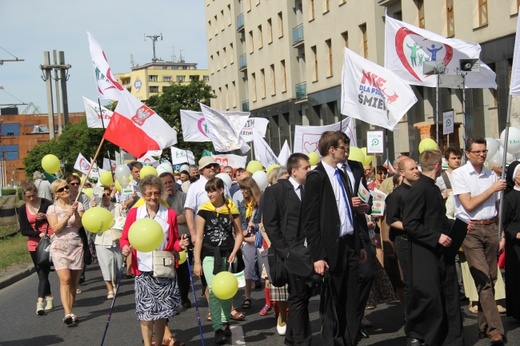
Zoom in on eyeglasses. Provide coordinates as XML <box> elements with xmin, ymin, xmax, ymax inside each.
<box><xmin>469</xmin><ymin>150</ymin><xmax>488</xmax><ymax>155</ymax></box>
<box><xmin>144</xmin><ymin>191</ymin><xmax>161</xmax><ymax>198</ymax></box>
<box><xmin>103</xmin><ymin>193</ymin><xmax>111</xmax><ymax>198</ymax></box>
<box><xmin>377</xmin><ymin>172</ymin><xmax>387</xmax><ymax>175</ymax></box>
<box><xmin>56</xmin><ymin>185</ymin><xmax>70</xmax><ymax>193</ymax></box>
<box><xmin>70</xmin><ymin>182</ymin><xmax>80</xmax><ymax>186</ymax></box>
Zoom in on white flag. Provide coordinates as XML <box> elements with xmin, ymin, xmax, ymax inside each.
<box><xmin>87</xmin><ymin>32</ymin><xmax>124</xmax><ymax>100</ymax></box>
<box><xmin>171</xmin><ymin>147</ymin><xmax>195</xmax><ymax>165</ymax></box>
<box><xmin>180</xmin><ymin>110</ymin><xmax>210</xmax><ymax>142</ymax></box>
<box><xmin>102</xmin><ymin>157</ymin><xmax>117</xmax><ymax>171</ymax></box>
<box><xmin>294</xmin><ymin>118</ymin><xmax>357</xmax><ymax>154</ymax></box>
<box><xmin>384</xmin><ymin>16</ymin><xmax>497</xmax><ymax>89</ymax></box>
<box><xmin>341</xmin><ymin>48</ymin><xmax>417</xmax><ymax>130</ymax></box>
<box><xmin>138</xmin><ymin>150</ymin><xmax>162</xmax><ymax>164</ymax></box>
<box><xmin>74</xmin><ymin>153</ymin><xmax>92</xmax><ymax>175</ymax></box>
<box><xmin>239</xmin><ymin>118</ymin><xmax>269</xmax><ymax>142</ymax></box>
<box><xmin>253</xmin><ymin>130</ymin><xmax>280</xmax><ymax>167</ymax></box>
<box><xmin>277</xmin><ymin>140</ymin><xmax>292</xmax><ymax>166</ymax></box>
<box><xmin>200</xmin><ymin>103</ymin><xmax>250</xmax><ymax>153</ymax></box>
<box><xmin>212</xmin><ymin>154</ymin><xmax>247</xmax><ymax>169</ymax></box>
<box><xmin>511</xmin><ymin>15</ymin><xmax>520</xmax><ymax>95</ymax></box>
<box><xmin>83</xmin><ymin>96</ymin><xmax>113</xmax><ymax>128</ymax></box>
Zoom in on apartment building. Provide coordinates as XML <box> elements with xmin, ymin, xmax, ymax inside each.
<box><xmin>205</xmin><ymin>0</ymin><xmax>518</xmax><ymax>157</ymax></box>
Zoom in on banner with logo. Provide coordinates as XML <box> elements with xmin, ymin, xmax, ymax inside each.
<box><xmin>293</xmin><ymin>118</ymin><xmax>356</xmax><ymax>155</ymax></box>
<box><xmin>171</xmin><ymin>147</ymin><xmax>195</xmax><ymax>165</ymax></box>
<box><xmin>212</xmin><ymin>154</ymin><xmax>247</xmax><ymax>169</ymax></box>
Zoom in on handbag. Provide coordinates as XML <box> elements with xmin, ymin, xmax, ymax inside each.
<box><xmin>255</xmin><ymin>229</ymin><xmax>263</xmax><ymax>248</ymax></box>
<box><xmin>267</xmin><ymin>247</ymin><xmax>288</xmax><ymax>287</ymax></box>
<box><xmin>152</xmin><ymin>250</ymin><xmax>176</xmax><ymax>279</ymax></box>
<box><xmin>35</xmin><ymin>225</ymin><xmax>52</xmax><ymax>268</ymax></box>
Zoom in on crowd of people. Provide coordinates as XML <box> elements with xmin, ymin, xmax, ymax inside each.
<box><xmin>18</xmin><ymin>132</ymin><xmax>520</xmax><ymax>346</ymax></box>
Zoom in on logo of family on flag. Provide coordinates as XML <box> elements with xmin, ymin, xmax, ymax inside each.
<box><xmin>197</xmin><ymin>117</ymin><xmax>209</xmax><ymax>137</ymax></box>
<box><xmin>395</xmin><ymin>27</ymin><xmax>453</xmax><ymax>83</ymax></box>
<box><xmin>131</xmin><ymin>105</ymin><xmax>154</xmax><ymax>126</ymax></box>
<box><xmin>79</xmin><ymin>158</ymin><xmax>90</xmax><ymax>172</ymax></box>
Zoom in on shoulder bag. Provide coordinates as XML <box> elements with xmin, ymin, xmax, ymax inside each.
<box><xmin>152</xmin><ymin>250</ymin><xmax>176</xmax><ymax>279</ymax></box>
<box><xmin>35</xmin><ymin>224</ymin><xmax>52</xmax><ymax>268</ymax></box>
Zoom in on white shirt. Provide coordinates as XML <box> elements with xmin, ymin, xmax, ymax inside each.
<box><xmin>338</xmin><ymin>162</ymin><xmax>355</xmax><ymax>193</ymax></box>
<box><xmin>183</xmin><ymin>175</ymin><xmax>210</xmax><ymax>216</ymax></box>
<box><xmin>323</xmin><ymin>162</ymin><xmax>354</xmax><ymax>236</ymax></box>
<box><xmin>435</xmin><ymin>170</ymin><xmax>452</xmax><ymax>195</ymax></box>
<box><xmin>288</xmin><ymin>177</ymin><xmax>303</xmax><ymax>201</ymax></box>
<box><xmin>451</xmin><ymin>162</ymin><xmax>499</xmax><ymax>222</ymax></box>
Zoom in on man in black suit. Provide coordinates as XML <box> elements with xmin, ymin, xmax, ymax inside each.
<box><xmin>303</xmin><ymin>131</ymin><xmax>366</xmax><ymax>346</ymax></box>
<box><xmin>402</xmin><ymin>150</ymin><xmax>464</xmax><ymax>346</ymax></box>
<box><xmin>263</xmin><ymin>153</ymin><xmax>312</xmax><ymax>345</ymax></box>
<box><xmin>338</xmin><ymin>133</ymin><xmax>373</xmax><ymax>340</ymax></box>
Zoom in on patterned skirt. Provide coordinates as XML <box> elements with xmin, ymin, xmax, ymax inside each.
<box><xmin>135</xmin><ymin>272</ymin><xmax>180</xmax><ymax>321</ymax></box>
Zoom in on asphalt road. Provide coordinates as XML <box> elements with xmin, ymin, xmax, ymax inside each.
<box><xmin>0</xmin><ymin>263</ymin><xmax>519</xmax><ymax>346</ymax></box>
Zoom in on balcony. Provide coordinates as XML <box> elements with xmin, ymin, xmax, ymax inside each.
<box><xmin>242</xmin><ymin>100</ymin><xmax>249</xmax><ymax>112</ymax></box>
<box><xmin>239</xmin><ymin>54</ymin><xmax>247</xmax><ymax>71</ymax></box>
<box><xmin>237</xmin><ymin>13</ymin><xmax>244</xmax><ymax>31</ymax></box>
<box><xmin>295</xmin><ymin>82</ymin><xmax>307</xmax><ymax>100</ymax></box>
<box><xmin>292</xmin><ymin>24</ymin><xmax>304</xmax><ymax>47</ymax></box>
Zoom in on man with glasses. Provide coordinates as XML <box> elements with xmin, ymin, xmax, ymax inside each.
<box><xmin>451</xmin><ymin>137</ymin><xmax>507</xmax><ymax>344</ymax></box>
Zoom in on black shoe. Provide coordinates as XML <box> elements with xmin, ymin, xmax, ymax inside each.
<box><xmin>222</xmin><ymin>323</ymin><xmax>232</xmax><ymax>337</ymax></box>
<box><xmin>407</xmin><ymin>338</ymin><xmax>424</xmax><ymax>346</ymax></box>
<box><xmin>359</xmin><ymin>327</ymin><xmax>369</xmax><ymax>339</ymax></box>
<box><xmin>182</xmin><ymin>300</ymin><xmax>192</xmax><ymax>309</ymax></box>
<box><xmin>214</xmin><ymin>329</ymin><xmax>227</xmax><ymax>344</ymax></box>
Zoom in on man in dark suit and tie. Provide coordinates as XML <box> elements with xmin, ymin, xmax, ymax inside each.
<box><xmin>263</xmin><ymin>153</ymin><xmax>312</xmax><ymax>345</ymax></box>
<box><xmin>338</xmin><ymin>133</ymin><xmax>373</xmax><ymax>340</ymax></box>
<box><xmin>303</xmin><ymin>131</ymin><xmax>366</xmax><ymax>346</ymax></box>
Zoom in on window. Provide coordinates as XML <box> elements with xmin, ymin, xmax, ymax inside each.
<box><xmin>189</xmin><ymin>75</ymin><xmax>200</xmax><ymax>81</ymax></box>
<box><xmin>325</xmin><ymin>39</ymin><xmax>333</xmax><ymax>77</ymax></box>
<box><xmin>232</xmin><ymin>81</ymin><xmax>237</xmax><ymax>107</ymax></box>
<box><xmin>323</xmin><ymin>0</ymin><xmax>330</xmax><ymax>13</ymax></box>
<box><xmin>311</xmin><ymin>45</ymin><xmax>318</xmax><ymax>82</ymax></box>
<box><xmin>339</xmin><ymin>0</ymin><xmax>346</xmax><ymax>5</ymax></box>
<box><xmin>260</xmin><ymin>68</ymin><xmax>266</xmax><ymax>99</ymax></box>
<box><xmin>176</xmin><ymin>75</ymin><xmax>186</xmax><ymax>82</ymax></box>
<box><xmin>278</xmin><ymin>12</ymin><xmax>284</xmax><ymax>37</ymax></box>
<box><xmin>416</xmin><ymin>0</ymin><xmax>425</xmax><ymax>28</ymax></box>
<box><xmin>258</xmin><ymin>25</ymin><xmax>263</xmax><ymax>49</ymax></box>
<box><xmin>210</xmin><ymin>55</ymin><xmax>214</xmax><ymax>74</ymax></box>
<box><xmin>309</xmin><ymin>0</ymin><xmax>315</xmax><ymax>21</ymax></box>
<box><xmin>220</xmin><ymin>10</ymin><xmax>225</xmax><ymax>31</ymax></box>
<box><xmin>149</xmin><ymin>86</ymin><xmax>159</xmax><ymax>93</ymax></box>
<box><xmin>227</xmin><ymin>4</ymin><xmax>232</xmax><ymax>26</ymax></box>
<box><xmin>251</xmin><ymin>73</ymin><xmax>257</xmax><ymax>102</ymax></box>
<box><xmin>267</xmin><ymin>18</ymin><xmax>273</xmax><ymax>44</ymax></box>
<box><xmin>249</xmin><ymin>30</ymin><xmax>254</xmax><ymax>53</ymax></box>
<box><xmin>446</xmin><ymin>0</ymin><xmax>454</xmax><ymax>37</ymax></box>
<box><xmin>229</xmin><ymin>43</ymin><xmax>235</xmax><ymax>64</ymax></box>
<box><xmin>149</xmin><ymin>75</ymin><xmax>158</xmax><ymax>82</ymax></box>
<box><xmin>479</xmin><ymin>0</ymin><xmax>488</xmax><ymax>26</ymax></box>
<box><xmin>245</xmin><ymin>0</ymin><xmax>251</xmax><ymax>12</ymax></box>
<box><xmin>217</xmin><ymin>51</ymin><xmax>221</xmax><ymax>71</ymax></box>
<box><xmin>270</xmin><ymin>64</ymin><xmax>276</xmax><ymax>95</ymax></box>
<box><xmin>223</xmin><ymin>47</ymin><xmax>227</xmax><ymax>68</ymax></box>
<box><xmin>225</xmin><ymin>84</ymin><xmax>229</xmax><ymax>109</ymax></box>
<box><xmin>341</xmin><ymin>31</ymin><xmax>349</xmax><ymax>48</ymax></box>
<box><xmin>163</xmin><ymin>76</ymin><xmax>172</xmax><ymax>82</ymax></box>
<box><xmin>203</xmin><ymin>75</ymin><xmax>210</xmax><ymax>82</ymax></box>
<box><xmin>214</xmin><ymin>15</ymin><xmax>218</xmax><ymax>35</ymax></box>
<box><xmin>281</xmin><ymin>59</ymin><xmax>287</xmax><ymax>92</ymax></box>
<box><xmin>360</xmin><ymin>24</ymin><xmax>368</xmax><ymax>58</ymax></box>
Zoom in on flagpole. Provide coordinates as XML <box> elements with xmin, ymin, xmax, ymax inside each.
<box><xmin>97</xmin><ymin>98</ymin><xmax>116</xmax><ymax>177</ymax></box>
<box><xmin>74</xmin><ymin>138</ymin><xmax>106</xmax><ymax>203</ymax></box>
<box><xmin>436</xmin><ymin>74</ymin><xmax>440</xmax><ymax>145</ymax></box>
<box><xmin>497</xmin><ymin>94</ymin><xmax>512</xmax><ymax>239</ymax></box>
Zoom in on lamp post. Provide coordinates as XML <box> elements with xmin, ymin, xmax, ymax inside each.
<box><xmin>423</xmin><ymin>61</ymin><xmax>446</xmax><ymax>145</ymax></box>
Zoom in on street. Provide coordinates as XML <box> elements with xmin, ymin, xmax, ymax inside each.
<box><xmin>0</xmin><ymin>263</ymin><xmax>519</xmax><ymax>345</ymax></box>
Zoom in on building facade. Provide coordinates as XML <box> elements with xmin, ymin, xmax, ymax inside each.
<box><xmin>205</xmin><ymin>0</ymin><xmax>519</xmax><ymax>159</ymax></box>
<box><xmin>116</xmin><ymin>61</ymin><xmax>209</xmax><ymax>102</ymax></box>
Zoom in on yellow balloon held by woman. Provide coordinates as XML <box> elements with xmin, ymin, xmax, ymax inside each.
<box><xmin>211</xmin><ymin>271</ymin><xmax>239</xmax><ymax>300</ymax></box>
<box><xmin>178</xmin><ymin>250</ymin><xmax>187</xmax><ymax>264</ymax></box>
<box><xmin>100</xmin><ymin>171</ymin><xmax>113</xmax><ymax>187</ymax></box>
<box><xmin>82</xmin><ymin>207</ymin><xmax>114</xmax><ymax>233</ymax></box>
<box><xmin>140</xmin><ymin>166</ymin><xmax>158</xmax><ymax>179</ymax></box>
<box><xmin>418</xmin><ymin>138</ymin><xmax>438</xmax><ymax>154</ymax></box>
<box><xmin>308</xmin><ymin>152</ymin><xmax>319</xmax><ymax>166</ymax></box>
<box><xmin>128</xmin><ymin>218</ymin><xmax>164</xmax><ymax>252</ymax></box>
<box><xmin>41</xmin><ymin>154</ymin><xmax>61</xmax><ymax>174</ymax></box>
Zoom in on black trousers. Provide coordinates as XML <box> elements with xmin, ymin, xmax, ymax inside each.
<box><xmin>357</xmin><ymin>238</ymin><xmax>374</xmax><ymax>321</ymax></box>
<box><xmin>285</xmin><ymin>272</ymin><xmax>313</xmax><ymax>346</ymax></box>
<box><xmin>394</xmin><ymin>234</ymin><xmax>409</xmax><ymax>303</ymax></box>
<box><xmin>176</xmin><ymin>260</ymin><xmax>190</xmax><ymax>303</ymax></box>
<box><xmin>29</xmin><ymin>251</ymin><xmax>52</xmax><ymax>299</ymax></box>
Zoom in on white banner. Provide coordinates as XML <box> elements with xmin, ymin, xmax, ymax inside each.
<box><xmin>277</xmin><ymin>140</ymin><xmax>292</xmax><ymax>166</ymax></box>
<box><xmin>212</xmin><ymin>154</ymin><xmax>247</xmax><ymax>169</ymax></box>
<box><xmin>74</xmin><ymin>153</ymin><xmax>92</xmax><ymax>175</ymax></box>
<box><xmin>240</xmin><ymin>118</ymin><xmax>269</xmax><ymax>142</ymax></box>
<box><xmin>293</xmin><ymin>118</ymin><xmax>357</xmax><ymax>155</ymax></box>
<box><xmin>171</xmin><ymin>147</ymin><xmax>195</xmax><ymax>165</ymax></box>
<box><xmin>180</xmin><ymin>110</ymin><xmax>209</xmax><ymax>142</ymax></box>
<box><xmin>443</xmin><ymin>110</ymin><xmax>454</xmax><ymax>135</ymax></box>
<box><xmin>102</xmin><ymin>157</ymin><xmax>117</xmax><ymax>171</ymax></box>
<box><xmin>83</xmin><ymin>96</ymin><xmax>113</xmax><ymax>128</ymax></box>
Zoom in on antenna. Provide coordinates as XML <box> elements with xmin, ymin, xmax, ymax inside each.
<box><xmin>130</xmin><ymin>54</ymin><xmax>136</xmax><ymax>67</ymax></box>
<box><xmin>179</xmin><ymin>49</ymin><xmax>184</xmax><ymax>63</ymax></box>
<box><xmin>144</xmin><ymin>33</ymin><xmax>163</xmax><ymax>62</ymax></box>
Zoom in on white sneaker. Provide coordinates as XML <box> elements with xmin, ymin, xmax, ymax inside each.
<box><xmin>44</xmin><ymin>297</ymin><xmax>54</xmax><ymax>311</ymax></box>
<box><xmin>36</xmin><ymin>302</ymin><xmax>45</xmax><ymax>315</ymax></box>
<box><xmin>276</xmin><ymin>322</ymin><xmax>287</xmax><ymax>336</ymax></box>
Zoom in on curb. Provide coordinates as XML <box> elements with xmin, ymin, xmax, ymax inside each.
<box><xmin>0</xmin><ymin>264</ymin><xmax>35</xmax><ymax>290</ymax></box>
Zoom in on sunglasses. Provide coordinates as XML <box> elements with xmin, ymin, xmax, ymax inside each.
<box><xmin>70</xmin><ymin>182</ymin><xmax>80</xmax><ymax>186</ymax></box>
<box><xmin>103</xmin><ymin>193</ymin><xmax>111</xmax><ymax>197</ymax></box>
<box><xmin>56</xmin><ymin>185</ymin><xmax>70</xmax><ymax>193</ymax></box>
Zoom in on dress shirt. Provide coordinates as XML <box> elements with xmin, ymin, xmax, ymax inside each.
<box><xmin>288</xmin><ymin>177</ymin><xmax>303</xmax><ymax>200</ymax></box>
<box><xmin>323</xmin><ymin>161</ymin><xmax>354</xmax><ymax>236</ymax></box>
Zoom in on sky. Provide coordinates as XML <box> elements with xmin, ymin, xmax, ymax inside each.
<box><xmin>0</xmin><ymin>0</ymin><xmax>208</xmax><ymax>114</ymax></box>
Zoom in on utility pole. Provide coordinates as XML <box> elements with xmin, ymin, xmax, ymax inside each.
<box><xmin>144</xmin><ymin>33</ymin><xmax>163</xmax><ymax>62</ymax></box>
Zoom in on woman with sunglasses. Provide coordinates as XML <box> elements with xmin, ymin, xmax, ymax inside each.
<box><xmin>93</xmin><ymin>186</ymin><xmax>124</xmax><ymax>300</ymax></box>
<box><xmin>46</xmin><ymin>179</ymin><xmax>84</xmax><ymax>325</ymax></box>
<box><xmin>120</xmin><ymin>175</ymin><xmax>189</xmax><ymax>346</ymax></box>
<box><xmin>19</xmin><ymin>181</ymin><xmax>54</xmax><ymax>315</ymax></box>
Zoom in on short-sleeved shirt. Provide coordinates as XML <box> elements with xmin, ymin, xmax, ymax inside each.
<box><xmin>197</xmin><ymin>208</ymin><xmax>239</xmax><ymax>259</ymax></box>
<box><xmin>166</xmin><ymin>191</ymin><xmax>188</xmax><ymax>236</ymax></box>
<box><xmin>451</xmin><ymin>162</ymin><xmax>499</xmax><ymax>222</ymax></box>
<box><xmin>184</xmin><ymin>176</ymin><xmax>209</xmax><ymax>216</ymax></box>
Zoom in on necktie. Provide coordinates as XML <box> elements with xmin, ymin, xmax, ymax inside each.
<box><xmin>342</xmin><ymin>164</ymin><xmax>354</xmax><ymax>196</ymax></box>
<box><xmin>335</xmin><ymin>169</ymin><xmax>353</xmax><ymax>225</ymax></box>
<box><xmin>298</xmin><ymin>185</ymin><xmax>304</xmax><ymax>201</ymax></box>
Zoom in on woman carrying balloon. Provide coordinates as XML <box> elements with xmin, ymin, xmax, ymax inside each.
<box><xmin>19</xmin><ymin>181</ymin><xmax>55</xmax><ymax>315</ymax></box>
<box><xmin>193</xmin><ymin>177</ymin><xmax>243</xmax><ymax>345</ymax></box>
<box><xmin>46</xmin><ymin>179</ymin><xmax>84</xmax><ymax>325</ymax></box>
<box><xmin>120</xmin><ymin>175</ymin><xmax>189</xmax><ymax>346</ymax></box>
<box><xmin>92</xmin><ymin>186</ymin><xmax>124</xmax><ymax>299</ymax></box>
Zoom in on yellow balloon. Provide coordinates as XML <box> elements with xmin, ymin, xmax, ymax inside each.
<box><xmin>140</xmin><ymin>166</ymin><xmax>158</xmax><ymax>179</ymax></box>
<box><xmin>211</xmin><ymin>271</ymin><xmax>239</xmax><ymax>300</ymax></box>
<box><xmin>41</xmin><ymin>154</ymin><xmax>60</xmax><ymax>174</ymax></box>
<box><xmin>115</xmin><ymin>180</ymin><xmax>122</xmax><ymax>192</ymax></box>
<box><xmin>308</xmin><ymin>152</ymin><xmax>319</xmax><ymax>166</ymax></box>
<box><xmin>246</xmin><ymin>160</ymin><xmax>263</xmax><ymax>173</ymax></box>
<box><xmin>83</xmin><ymin>188</ymin><xmax>93</xmax><ymax>198</ymax></box>
<box><xmin>128</xmin><ymin>218</ymin><xmax>164</xmax><ymax>252</ymax></box>
<box><xmin>266</xmin><ymin>164</ymin><xmax>280</xmax><ymax>175</ymax></box>
<box><xmin>100</xmin><ymin>171</ymin><xmax>113</xmax><ymax>187</ymax></box>
<box><xmin>82</xmin><ymin>207</ymin><xmax>114</xmax><ymax>233</ymax></box>
<box><xmin>419</xmin><ymin>138</ymin><xmax>438</xmax><ymax>154</ymax></box>
<box><xmin>178</xmin><ymin>250</ymin><xmax>187</xmax><ymax>264</ymax></box>
<box><xmin>348</xmin><ymin>146</ymin><xmax>365</xmax><ymax>163</ymax></box>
